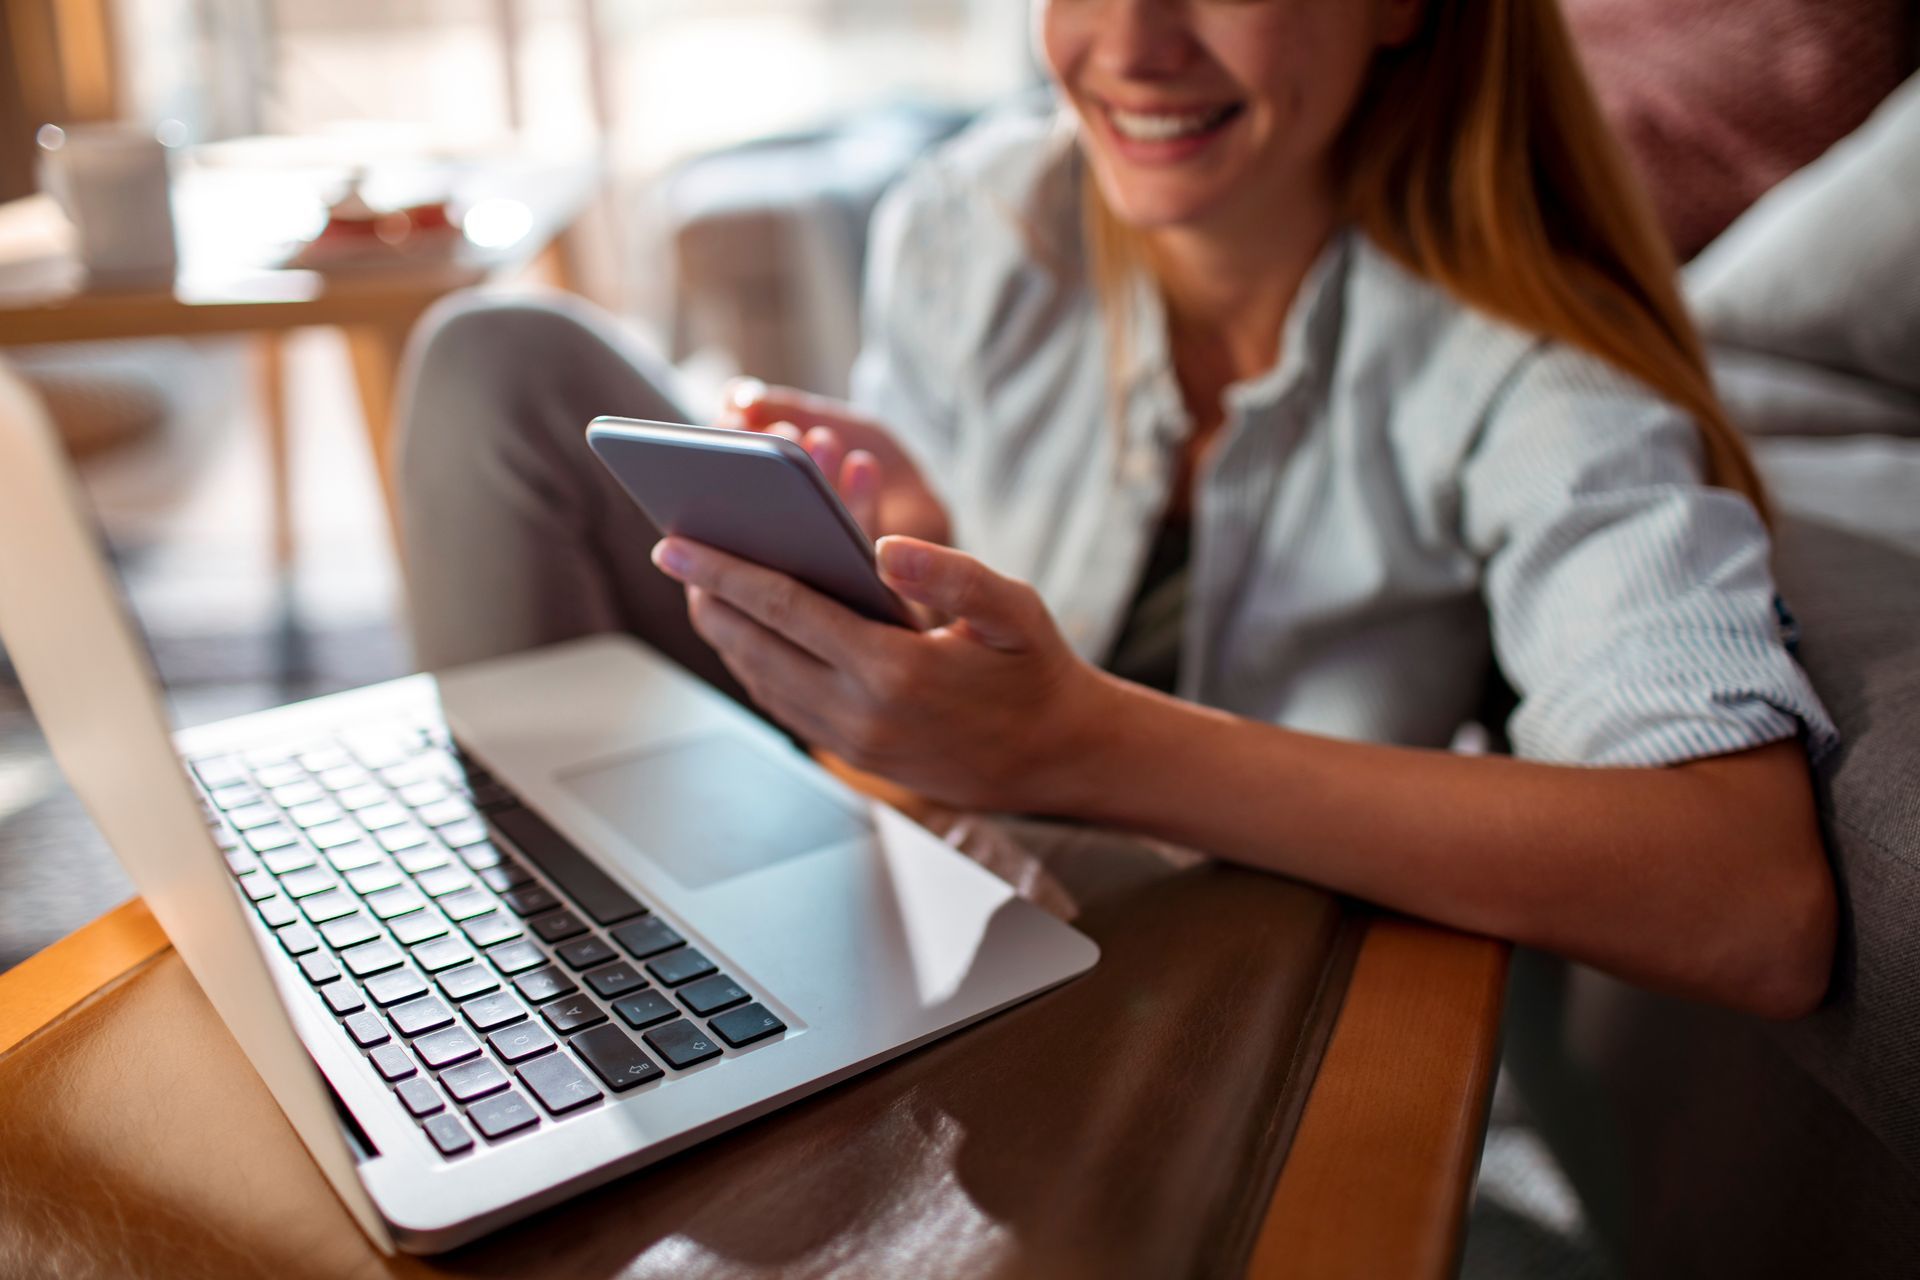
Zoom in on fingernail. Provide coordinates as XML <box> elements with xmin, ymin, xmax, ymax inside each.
<box><xmin>726</xmin><ymin>377</ymin><xmax>767</xmax><ymax>410</ymax></box>
<box><xmin>879</xmin><ymin>538</ymin><xmax>928</xmax><ymax>582</ymax></box>
<box><xmin>652</xmin><ymin>539</ymin><xmax>690</xmax><ymax>576</ymax></box>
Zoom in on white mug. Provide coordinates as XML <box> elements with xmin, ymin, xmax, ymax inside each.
<box><xmin>36</xmin><ymin>122</ymin><xmax>181</xmax><ymax>289</ymax></box>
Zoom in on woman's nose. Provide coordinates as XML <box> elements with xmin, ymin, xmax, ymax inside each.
<box><xmin>1092</xmin><ymin>0</ymin><xmax>1200</xmax><ymax>82</ymax></box>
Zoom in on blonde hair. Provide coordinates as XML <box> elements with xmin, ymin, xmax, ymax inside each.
<box><xmin>1085</xmin><ymin>0</ymin><xmax>1766</xmax><ymax>514</ymax></box>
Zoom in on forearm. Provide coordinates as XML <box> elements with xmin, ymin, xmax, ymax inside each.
<box><xmin>1043</xmin><ymin>673</ymin><xmax>1834</xmax><ymax>1017</ymax></box>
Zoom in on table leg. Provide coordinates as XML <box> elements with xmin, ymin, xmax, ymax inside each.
<box><xmin>256</xmin><ymin>335</ymin><xmax>295</xmax><ymax>576</ymax></box>
<box><xmin>343</xmin><ymin>319</ymin><xmax>415</xmax><ymax>556</ymax></box>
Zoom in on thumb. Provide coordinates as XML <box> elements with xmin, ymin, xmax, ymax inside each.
<box><xmin>877</xmin><ymin>537</ymin><xmax>1036</xmax><ymax>651</ymax></box>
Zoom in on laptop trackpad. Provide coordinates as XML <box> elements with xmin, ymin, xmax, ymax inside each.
<box><xmin>558</xmin><ymin>734</ymin><xmax>866</xmax><ymax>889</ymax></box>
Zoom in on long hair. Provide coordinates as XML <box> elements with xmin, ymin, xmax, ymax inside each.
<box><xmin>1086</xmin><ymin>0</ymin><xmax>1766</xmax><ymax>514</ymax></box>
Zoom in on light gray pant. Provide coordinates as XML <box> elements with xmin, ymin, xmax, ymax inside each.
<box><xmin>395</xmin><ymin>290</ymin><xmax>751</xmax><ymax>708</ymax></box>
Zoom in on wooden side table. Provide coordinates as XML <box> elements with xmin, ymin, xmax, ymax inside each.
<box><xmin>0</xmin><ymin>153</ymin><xmax>598</xmax><ymax>564</ymax></box>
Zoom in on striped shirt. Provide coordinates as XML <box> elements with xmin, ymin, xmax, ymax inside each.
<box><xmin>849</xmin><ymin>108</ymin><xmax>1837</xmax><ymax>767</ymax></box>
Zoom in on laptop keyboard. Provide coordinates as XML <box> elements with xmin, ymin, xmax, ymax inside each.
<box><xmin>189</xmin><ymin>719</ymin><xmax>788</xmax><ymax>1158</ymax></box>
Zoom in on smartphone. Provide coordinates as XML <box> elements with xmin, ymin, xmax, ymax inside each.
<box><xmin>585</xmin><ymin>416</ymin><xmax>915</xmax><ymax>627</ymax></box>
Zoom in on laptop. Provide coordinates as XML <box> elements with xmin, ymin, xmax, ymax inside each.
<box><xmin>0</xmin><ymin>368</ymin><xmax>1098</xmax><ymax>1253</ymax></box>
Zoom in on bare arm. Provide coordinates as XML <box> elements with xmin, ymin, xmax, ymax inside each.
<box><xmin>1042</xmin><ymin>672</ymin><xmax>1835</xmax><ymax>1019</ymax></box>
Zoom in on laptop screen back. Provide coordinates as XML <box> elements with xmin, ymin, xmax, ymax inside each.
<box><xmin>0</xmin><ymin>367</ymin><xmax>392</xmax><ymax>1252</ymax></box>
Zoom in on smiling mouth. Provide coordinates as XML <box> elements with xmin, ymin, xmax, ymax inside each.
<box><xmin>1103</xmin><ymin>101</ymin><xmax>1245</xmax><ymax>143</ymax></box>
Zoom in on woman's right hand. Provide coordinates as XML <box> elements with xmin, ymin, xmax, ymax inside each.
<box><xmin>717</xmin><ymin>379</ymin><xmax>952</xmax><ymax>545</ymax></box>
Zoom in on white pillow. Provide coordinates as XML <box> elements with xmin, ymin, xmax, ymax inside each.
<box><xmin>1686</xmin><ymin>71</ymin><xmax>1920</xmax><ymax>395</ymax></box>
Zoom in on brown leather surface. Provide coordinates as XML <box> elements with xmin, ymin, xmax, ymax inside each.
<box><xmin>0</xmin><ymin>840</ymin><xmax>1354</xmax><ymax>1279</ymax></box>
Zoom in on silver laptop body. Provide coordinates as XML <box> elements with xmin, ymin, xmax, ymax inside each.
<box><xmin>0</xmin><ymin>367</ymin><xmax>1098</xmax><ymax>1253</ymax></box>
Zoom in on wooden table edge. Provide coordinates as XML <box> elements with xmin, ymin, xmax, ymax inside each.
<box><xmin>0</xmin><ymin>896</ymin><xmax>169</xmax><ymax>1058</ymax></box>
<box><xmin>1247</xmin><ymin>914</ymin><xmax>1510</xmax><ymax>1280</ymax></box>
<box><xmin>0</xmin><ymin>898</ymin><xmax>1512</xmax><ymax>1280</ymax></box>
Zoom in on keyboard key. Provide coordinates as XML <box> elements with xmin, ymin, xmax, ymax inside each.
<box><xmin>571</xmin><ymin>1025</ymin><xmax>664</xmax><ymax>1092</ymax></box>
<box><xmin>710</xmin><ymin>1002</ymin><xmax>787</xmax><ymax>1048</ymax></box>
<box><xmin>398</xmin><ymin>779</ymin><xmax>450</xmax><ymax>808</ymax></box>
<box><xmin>378</xmin><ymin>758</ymin><xmax>436</xmax><ymax>789</ymax></box>
<box><xmin>513</xmin><ymin>966</ymin><xmax>576</xmax><ymax>1004</ymax></box>
<box><xmin>307</xmin><ymin>822</ymin><xmax>364</xmax><ymax>851</ymax></box>
<box><xmin>487</xmin><ymin>1021</ymin><xmax>556</xmax><ymax>1063</ymax></box>
<box><xmin>345</xmin><ymin>863</ymin><xmax>404</xmax><ymax>896</ymax></box>
<box><xmin>517</xmin><ymin>1052</ymin><xmax>603</xmax><ymax>1115</ymax></box>
<box><xmin>460</xmin><ymin>842</ymin><xmax>510</xmax><ymax>873</ymax></box>
<box><xmin>436</xmin><ymin>964</ymin><xmax>500</xmax><ymax>1002</ymax></box>
<box><xmin>460</xmin><ymin>991</ymin><xmax>525</xmax><ymax>1032</ymax></box>
<box><xmin>678</xmin><ymin>974</ymin><xmax>750</xmax><ymax>1016</ymax></box>
<box><xmin>288</xmin><ymin>801</ymin><xmax>344</xmax><ymax>829</ymax></box>
<box><xmin>584</xmin><ymin>962</ymin><xmax>648</xmax><ymax>1000</ymax></box>
<box><xmin>541</xmin><ymin>995</ymin><xmax>606</xmax><ymax>1035</ymax></box>
<box><xmin>467</xmin><ymin>1089</ymin><xmax>540</xmax><ymax>1140</ymax></box>
<box><xmin>254</xmin><ymin>762</ymin><xmax>306</xmax><ymax>789</ymax></box>
<box><xmin>227</xmin><ymin>804</ymin><xmax>281</xmax><ymax>832</ymax></box>
<box><xmin>365</xmin><ymin>886</ymin><xmax>428</xmax><ymax>920</ymax></box>
<box><xmin>341</xmin><ymin>940</ymin><xmax>404</xmax><ymax>978</ymax></box>
<box><xmin>324</xmin><ymin>842</ymin><xmax>384</xmax><ymax>873</ymax></box>
<box><xmin>499</xmin><ymin>884</ymin><xmax>558</xmax><ymax>917</ymax></box>
<box><xmin>489</xmin><ymin>806</ymin><xmax>645</xmax><ymax>924</ymax></box>
<box><xmin>191</xmin><ymin>755</ymin><xmax>246</xmax><ymax>789</ymax></box>
<box><xmin>646</xmin><ymin>948</ymin><xmax>716</xmax><ymax>988</ymax></box>
<box><xmin>275</xmin><ymin>923</ymin><xmax>319</xmax><ymax>956</ymax></box>
<box><xmin>259</xmin><ymin>847</ymin><xmax>314</xmax><ymax>875</ymax></box>
<box><xmin>414</xmin><ymin>866</ymin><xmax>473</xmax><ymax>898</ymax></box>
<box><xmin>257</xmin><ymin>896</ymin><xmax>297</xmax><ymax>928</ymax></box>
<box><xmin>440</xmin><ymin>1058</ymin><xmax>510</xmax><ymax>1103</ymax></box>
<box><xmin>209</xmin><ymin>782</ymin><xmax>258</xmax><ymax>810</ymax></box>
<box><xmin>356</xmin><ymin>803</ymin><xmax>408</xmax><ymax>832</ymax></box>
<box><xmin>335</xmin><ymin>782</ymin><xmax>385</xmax><ymax>809</ymax></box>
<box><xmin>369</xmin><ymin>1042</ymin><xmax>416</xmax><ymax>1081</ymax></box>
<box><xmin>344</xmin><ymin>1010</ymin><xmax>390</xmax><ymax>1047</ymax></box>
<box><xmin>438</xmin><ymin>817</ymin><xmax>490</xmax><ymax>849</ymax></box>
<box><xmin>460</xmin><ymin>912</ymin><xmax>524</xmax><ymax>948</ymax></box>
<box><xmin>530</xmin><ymin>909</ymin><xmax>588</xmax><ymax>945</ymax></box>
<box><xmin>238</xmin><ymin>871</ymin><xmax>277</xmax><ymax>902</ymax></box>
<box><xmin>487</xmin><ymin>940</ymin><xmax>546</xmax><ymax>975</ymax></box>
<box><xmin>611</xmin><ymin>917</ymin><xmax>682</xmax><ymax>960</ymax></box>
<box><xmin>323</xmin><ymin>982</ymin><xmax>366</xmax><ymax>1015</ymax></box>
<box><xmin>270</xmin><ymin>780</ymin><xmax>324</xmax><ymax>808</ymax></box>
<box><xmin>412</xmin><ymin>936</ymin><xmax>476</xmax><ymax>973</ymax></box>
<box><xmin>389</xmin><ymin>996</ymin><xmax>455</xmax><ymax>1038</ymax></box>
<box><xmin>413</xmin><ymin>1025</ymin><xmax>481</xmax><ymax>1069</ymax></box>
<box><xmin>277</xmin><ymin>867</ymin><xmax>337</xmax><ymax>900</ymax></box>
<box><xmin>376</xmin><ymin>826</ymin><xmax>430</xmax><ymax>854</ymax></box>
<box><xmin>422</xmin><ymin>1112</ymin><xmax>474</xmax><ymax>1156</ymax></box>
<box><xmin>436</xmin><ymin>888</ymin><xmax>494</xmax><ymax>922</ymax></box>
<box><xmin>319</xmin><ymin>913</ymin><xmax>381</xmax><ymax>951</ymax></box>
<box><xmin>643</xmin><ymin>1019</ymin><xmax>723</xmax><ymax>1070</ymax></box>
<box><xmin>318</xmin><ymin>765</ymin><xmax>368</xmax><ymax>792</ymax></box>
<box><xmin>395</xmin><ymin>845</ymin><xmax>449</xmax><ymax>875</ymax></box>
<box><xmin>298</xmin><ymin>747</ymin><xmax>351</xmax><ymax>773</ymax></box>
<box><xmin>416</xmin><ymin>798</ymin><xmax>474</xmax><ymax>829</ymax></box>
<box><xmin>299</xmin><ymin>889</ymin><xmax>359</xmax><ymax>924</ymax></box>
<box><xmin>556</xmin><ymin>935</ymin><xmax>617</xmax><ymax>971</ymax></box>
<box><xmin>395</xmin><ymin>1077</ymin><xmax>443</xmax><ymax>1117</ymax></box>
<box><xmin>298</xmin><ymin>952</ymin><xmax>340</xmax><ymax>985</ymax></box>
<box><xmin>246</xmin><ymin>826</ymin><xmax>301</xmax><ymax>855</ymax></box>
<box><xmin>224</xmin><ymin>846</ymin><xmax>257</xmax><ymax>875</ymax></box>
<box><xmin>390</xmin><ymin>911</ymin><xmax>448</xmax><ymax>947</ymax></box>
<box><xmin>365</xmin><ymin>967</ymin><xmax>429</xmax><ymax>1007</ymax></box>
<box><xmin>612</xmin><ymin>990</ymin><xmax>679</xmax><ymax>1030</ymax></box>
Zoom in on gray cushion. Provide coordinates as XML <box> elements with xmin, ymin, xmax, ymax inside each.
<box><xmin>1687</xmin><ymin>71</ymin><xmax>1920</xmax><ymax>395</ymax></box>
<box><xmin>1714</xmin><ymin>348</ymin><xmax>1920</xmax><ymax>439</ymax></box>
<box><xmin>1766</xmin><ymin>514</ymin><xmax>1920</xmax><ymax>1169</ymax></box>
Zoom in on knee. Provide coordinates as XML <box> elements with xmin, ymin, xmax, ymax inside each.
<box><xmin>404</xmin><ymin>291</ymin><xmax>602</xmax><ymax>408</ymax></box>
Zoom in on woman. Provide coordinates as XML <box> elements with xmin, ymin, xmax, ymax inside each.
<box><xmin>400</xmin><ymin>0</ymin><xmax>1838</xmax><ymax>1018</ymax></box>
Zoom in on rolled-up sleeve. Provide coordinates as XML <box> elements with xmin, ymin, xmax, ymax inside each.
<box><xmin>848</xmin><ymin>168</ymin><xmax>962</xmax><ymax>511</ymax></box>
<box><xmin>1461</xmin><ymin>347</ymin><xmax>1839</xmax><ymax>766</ymax></box>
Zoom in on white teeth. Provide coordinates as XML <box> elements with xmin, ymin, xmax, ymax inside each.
<box><xmin>1107</xmin><ymin>105</ymin><xmax>1231</xmax><ymax>142</ymax></box>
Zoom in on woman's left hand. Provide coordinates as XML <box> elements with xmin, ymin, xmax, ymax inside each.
<box><xmin>651</xmin><ymin>534</ymin><xmax>1110</xmax><ymax>812</ymax></box>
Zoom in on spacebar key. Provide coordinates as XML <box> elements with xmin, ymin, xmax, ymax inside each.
<box><xmin>488</xmin><ymin>806</ymin><xmax>646</xmax><ymax>925</ymax></box>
